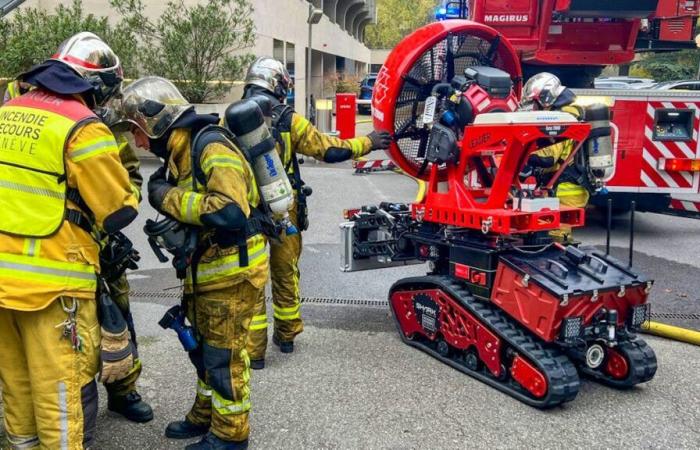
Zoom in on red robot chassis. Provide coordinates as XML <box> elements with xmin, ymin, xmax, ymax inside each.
<box><xmin>342</xmin><ymin>21</ymin><xmax>657</xmax><ymax>408</ymax></box>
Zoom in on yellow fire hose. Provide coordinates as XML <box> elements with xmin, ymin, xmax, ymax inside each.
<box><xmin>641</xmin><ymin>321</ymin><xmax>700</xmax><ymax>346</ymax></box>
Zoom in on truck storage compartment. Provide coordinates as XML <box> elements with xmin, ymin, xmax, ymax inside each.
<box><xmin>555</xmin><ymin>0</ymin><xmax>659</xmax><ymax>18</ymax></box>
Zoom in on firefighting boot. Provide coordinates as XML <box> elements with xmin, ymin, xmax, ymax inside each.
<box><xmin>273</xmin><ymin>334</ymin><xmax>294</xmax><ymax>353</ymax></box>
<box><xmin>185</xmin><ymin>432</ymin><xmax>248</xmax><ymax>450</ymax></box>
<box><xmin>165</xmin><ymin>420</ymin><xmax>209</xmax><ymax>439</ymax></box>
<box><xmin>250</xmin><ymin>359</ymin><xmax>265</xmax><ymax>370</ymax></box>
<box><xmin>107</xmin><ymin>391</ymin><xmax>154</xmax><ymax>423</ymax></box>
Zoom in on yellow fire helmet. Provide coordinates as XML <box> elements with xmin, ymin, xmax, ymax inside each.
<box><xmin>116</xmin><ymin>76</ymin><xmax>193</xmax><ymax>139</ymax></box>
<box><xmin>51</xmin><ymin>32</ymin><xmax>123</xmax><ymax>106</ymax></box>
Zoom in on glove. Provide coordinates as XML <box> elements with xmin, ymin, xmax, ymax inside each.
<box><xmin>148</xmin><ymin>166</ymin><xmax>173</xmax><ymax>211</ymax></box>
<box><xmin>368</xmin><ymin>130</ymin><xmax>392</xmax><ymax>150</ymax></box>
<box><xmin>99</xmin><ymin>327</ymin><xmax>135</xmax><ymax>384</ymax></box>
<box><xmin>519</xmin><ymin>165</ymin><xmax>534</xmax><ymax>182</ymax></box>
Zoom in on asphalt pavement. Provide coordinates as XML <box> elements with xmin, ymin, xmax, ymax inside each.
<box><xmin>91</xmin><ymin>151</ymin><xmax>700</xmax><ymax>449</ymax></box>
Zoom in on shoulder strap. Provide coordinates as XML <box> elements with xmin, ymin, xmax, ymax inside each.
<box><xmin>271</xmin><ymin>104</ymin><xmax>294</xmax><ymax>132</ymax></box>
<box><xmin>190</xmin><ymin>124</ymin><xmax>238</xmax><ymax>190</ymax></box>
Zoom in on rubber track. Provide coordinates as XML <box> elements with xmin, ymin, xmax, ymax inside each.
<box><xmin>578</xmin><ymin>338</ymin><xmax>657</xmax><ymax>389</ymax></box>
<box><xmin>390</xmin><ymin>276</ymin><xmax>580</xmax><ymax>409</ymax></box>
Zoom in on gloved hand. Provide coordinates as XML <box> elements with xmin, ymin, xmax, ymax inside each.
<box><xmin>148</xmin><ymin>166</ymin><xmax>173</xmax><ymax>211</ymax></box>
<box><xmin>368</xmin><ymin>130</ymin><xmax>392</xmax><ymax>150</ymax></box>
<box><xmin>519</xmin><ymin>165</ymin><xmax>534</xmax><ymax>182</ymax></box>
<box><xmin>99</xmin><ymin>327</ymin><xmax>135</xmax><ymax>384</ymax></box>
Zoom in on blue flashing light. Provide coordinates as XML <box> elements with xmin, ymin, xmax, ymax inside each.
<box><xmin>435</xmin><ymin>6</ymin><xmax>448</xmax><ymax>20</ymax></box>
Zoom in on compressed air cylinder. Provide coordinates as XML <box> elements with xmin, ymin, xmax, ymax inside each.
<box><xmin>582</xmin><ymin>104</ymin><xmax>614</xmax><ymax>180</ymax></box>
<box><xmin>225</xmin><ymin>99</ymin><xmax>297</xmax><ymax>235</ymax></box>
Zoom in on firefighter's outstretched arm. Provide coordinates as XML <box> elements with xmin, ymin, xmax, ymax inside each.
<box><xmin>290</xmin><ymin>113</ymin><xmax>391</xmax><ymax>162</ymax></box>
<box><xmin>152</xmin><ymin>142</ymin><xmax>252</xmax><ymax>229</ymax></box>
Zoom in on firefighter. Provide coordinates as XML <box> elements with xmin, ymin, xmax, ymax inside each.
<box><xmin>3</xmin><ymin>78</ymin><xmax>153</xmax><ymax>424</ymax></box>
<box><xmin>116</xmin><ymin>76</ymin><xmax>268</xmax><ymax>449</ymax></box>
<box><xmin>0</xmin><ymin>32</ymin><xmax>138</xmax><ymax>448</ymax></box>
<box><xmin>241</xmin><ymin>57</ymin><xmax>392</xmax><ymax>368</ymax></box>
<box><xmin>520</xmin><ymin>72</ymin><xmax>590</xmax><ymax>242</ymax></box>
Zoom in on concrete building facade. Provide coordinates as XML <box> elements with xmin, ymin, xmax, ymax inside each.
<box><xmin>12</xmin><ymin>0</ymin><xmax>376</xmax><ymax>110</ymax></box>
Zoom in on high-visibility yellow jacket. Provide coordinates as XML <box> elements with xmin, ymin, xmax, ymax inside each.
<box><xmin>159</xmin><ymin>128</ymin><xmax>269</xmax><ymax>293</ymax></box>
<box><xmin>278</xmin><ymin>112</ymin><xmax>372</xmax><ymax>176</ymax></box>
<box><xmin>4</xmin><ymin>81</ymin><xmax>143</xmax><ymax>203</ymax></box>
<box><xmin>0</xmin><ymin>90</ymin><xmax>138</xmax><ymax>311</ymax></box>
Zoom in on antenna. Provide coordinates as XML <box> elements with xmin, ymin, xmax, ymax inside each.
<box><xmin>628</xmin><ymin>201</ymin><xmax>636</xmax><ymax>267</ymax></box>
<box><xmin>606</xmin><ymin>198</ymin><xmax>612</xmax><ymax>255</ymax></box>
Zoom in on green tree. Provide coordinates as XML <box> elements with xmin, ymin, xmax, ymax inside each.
<box><xmin>0</xmin><ymin>0</ymin><xmax>139</xmax><ymax>79</ymax></box>
<box><xmin>632</xmin><ymin>50</ymin><xmax>700</xmax><ymax>82</ymax></box>
<box><xmin>112</xmin><ymin>0</ymin><xmax>256</xmax><ymax>103</ymax></box>
<box><xmin>364</xmin><ymin>0</ymin><xmax>439</xmax><ymax>49</ymax></box>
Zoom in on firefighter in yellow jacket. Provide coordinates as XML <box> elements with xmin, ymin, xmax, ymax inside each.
<box><xmin>117</xmin><ymin>76</ymin><xmax>268</xmax><ymax>449</ymax></box>
<box><xmin>241</xmin><ymin>57</ymin><xmax>392</xmax><ymax>366</ymax></box>
<box><xmin>0</xmin><ymin>32</ymin><xmax>138</xmax><ymax>448</ymax></box>
<box><xmin>4</xmin><ymin>80</ymin><xmax>153</xmax><ymax>424</ymax></box>
<box><xmin>520</xmin><ymin>73</ymin><xmax>591</xmax><ymax>242</ymax></box>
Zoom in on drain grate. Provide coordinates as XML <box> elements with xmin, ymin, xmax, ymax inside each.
<box><xmin>649</xmin><ymin>312</ymin><xmax>700</xmax><ymax>321</ymax></box>
<box><xmin>131</xmin><ymin>291</ymin><xmax>699</xmax><ymax>321</ymax></box>
<box><xmin>130</xmin><ymin>291</ymin><xmax>389</xmax><ymax>308</ymax></box>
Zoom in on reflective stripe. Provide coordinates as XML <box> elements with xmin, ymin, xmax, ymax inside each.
<box><xmin>6</xmin><ymin>433</ymin><xmax>40</xmax><ymax>449</ymax></box>
<box><xmin>58</xmin><ymin>381</ymin><xmax>68</xmax><ymax>450</ymax></box>
<box><xmin>192</xmin><ymin>237</ymin><xmax>267</xmax><ymax>284</ymax></box>
<box><xmin>273</xmin><ymin>303</ymin><xmax>301</xmax><ymax>321</ymax></box>
<box><xmin>178</xmin><ymin>175</ymin><xmax>193</xmax><ymax>189</ymax></box>
<box><xmin>250</xmin><ymin>313</ymin><xmax>268</xmax><ymax>331</ymax></box>
<box><xmin>0</xmin><ymin>252</ymin><xmax>96</xmax><ymax>289</ymax></box>
<box><xmin>294</xmin><ymin>116</ymin><xmax>310</xmax><ymax>136</ymax></box>
<box><xmin>69</xmin><ymin>138</ymin><xmax>117</xmax><ymax>162</ymax></box>
<box><xmin>0</xmin><ymin>179</ymin><xmax>65</xmax><ymax>199</ymax></box>
<box><xmin>180</xmin><ymin>191</ymin><xmax>203</xmax><ymax>225</ymax></box>
<box><xmin>202</xmin><ymin>155</ymin><xmax>244</xmax><ymax>176</ymax></box>
<box><xmin>350</xmin><ymin>139</ymin><xmax>364</xmax><ymax>158</ymax></box>
<box><xmin>212</xmin><ymin>392</ymin><xmax>251</xmax><ymax>415</ymax></box>
<box><xmin>22</xmin><ymin>238</ymin><xmax>40</xmax><ymax>257</ymax></box>
<box><xmin>196</xmin><ymin>379</ymin><xmax>212</xmax><ymax>399</ymax></box>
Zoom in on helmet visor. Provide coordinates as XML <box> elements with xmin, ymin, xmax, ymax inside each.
<box><xmin>116</xmin><ymin>76</ymin><xmax>193</xmax><ymax>139</ymax></box>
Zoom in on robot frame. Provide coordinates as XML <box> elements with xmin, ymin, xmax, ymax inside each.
<box><xmin>341</xmin><ymin>20</ymin><xmax>657</xmax><ymax>408</ymax></box>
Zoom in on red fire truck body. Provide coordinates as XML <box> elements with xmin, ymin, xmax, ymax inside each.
<box><xmin>463</xmin><ymin>0</ymin><xmax>700</xmax><ymax>86</ymax></box>
<box><xmin>574</xmin><ymin>89</ymin><xmax>700</xmax><ymax>216</ymax></box>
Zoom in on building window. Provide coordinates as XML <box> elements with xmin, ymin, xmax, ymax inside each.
<box><xmin>273</xmin><ymin>39</ymin><xmax>284</xmax><ymax>63</ymax></box>
<box><xmin>286</xmin><ymin>42</ymin><xmax>295</xmax><ymax>74</ymax></box>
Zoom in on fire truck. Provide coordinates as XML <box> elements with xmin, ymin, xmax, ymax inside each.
<box><xmin>573</xmin><ymin>89</ymin><xmax>700</xmax><ymax>217</ymax></box>
<box><xmin>438</xmin><ymin>0</ymin><xmax>700</xmax><ymax>87</ymax></box>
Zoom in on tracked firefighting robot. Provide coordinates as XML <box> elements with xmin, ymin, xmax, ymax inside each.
<box><xmin>341</xmin><ymin>20</ymin><xmax>657</xmax><ymax>408</ymax></box>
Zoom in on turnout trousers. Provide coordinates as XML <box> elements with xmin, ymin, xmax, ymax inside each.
<box><xmin>0</xmin><ymin>298</ymin><xmax>100</xmax><ymax>449</ymax></box>
<box><xmin>246</xmin><ymin>206</ymin><xmax>303</xmax><ymax>360</ymax></box>
<box><xmin>102</xmin><ymin>274</ymin><xmax>142</xmax><ymax>397</ymax></box>
<box><xmin>550</xmin><ymin>181</ymin><xmax>591</xmax><ymax>243</ymax></box>
<box><xmin>184</xmin><ymin>280</ymin><xmax>261</xmax><ymax>442</ymax></box>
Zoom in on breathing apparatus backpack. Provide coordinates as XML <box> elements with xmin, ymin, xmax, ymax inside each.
<box><xmin>190</xmin><ymin>123</ymin><xmax>279</xmax><ymax>266</ymax></box>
